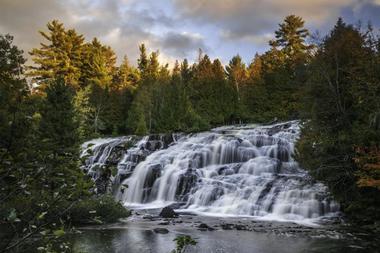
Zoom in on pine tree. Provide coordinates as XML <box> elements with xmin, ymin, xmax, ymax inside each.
<box><xmin>269</xmin><ymin>15</ymin><xmax>312</xmax><ymax>63</ymax></box>
<box><xmin>115</xmin><ymin>56</ymin><xmax>140</xmax><ymax>90</ymax></box>
<box><xmin>297</xmin><ymin>18</ymin><xmax>380</xmax><ymax>223</ymax></box>
<box><xmin>29</xmin><ymin>20</ymin><xmax>84</xmax><ymax>89</ymax></box>
<box><xmin>247</xmin><ymin>53</ymin><xmax>263</xmax><ymax>80</ymax></box>
<box><xmin>0</xmin><ymin>34</ymin><xmax>28</xmax><ymax>153</ymax></box>
<box><xmin>74</xmin><ymin>85</ymin><xmax>96</xmax><ymax>140</ymax></box>
<box><xmin>147</xmin><ymin>51</ymin><xmax>160</xmax><ymax>80</ymax></box>
<box><xmin>39</xmin><ymin>78</ymin><xmax>78</xmax><ymax>155</ymax></box>
<box><xmin>180</xmin><ymin>58</ymin><xmax>192</xmax><ymax>84</ymax></box>
<box><xmin>80</xmin><ymin>38</ymin><xmax>116</xmax><ymax>88</ymax></box>
<box><xmin>137</xmin><ymin>43</ymin><xmax>148</xmax><ymax>76</ymax></box>
<box><xmin>38</xmin><ymin>77</ymin><xmax>89</xmax><ymax>203</ymax></box>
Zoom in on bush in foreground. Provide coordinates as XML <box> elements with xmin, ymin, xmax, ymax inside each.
<box><xmin>68</xmin><ymin>195</ymin><xmax>130</xmax><ymax>224</ymax></box>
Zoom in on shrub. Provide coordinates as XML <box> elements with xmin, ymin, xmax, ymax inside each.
<box><xmin>68</xmin><ymin>195</ymin><xmax>130</xmax><ymax>224</ymax></box>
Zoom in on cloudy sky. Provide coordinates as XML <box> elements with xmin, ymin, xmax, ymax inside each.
<box><xmin>1</xmin><ymin>0</ymin><xmax>379</xmax><ymax>66</ymax></box>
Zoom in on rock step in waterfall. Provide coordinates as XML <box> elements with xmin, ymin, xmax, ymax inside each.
<box><xmin>81</xmin><ymin>121</ymin><xmax>340</xmax><ymax>223</ymax></box>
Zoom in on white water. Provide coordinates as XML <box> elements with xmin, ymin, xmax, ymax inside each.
<box><xmin>81</xmin><ymin>137</ymin><xmax>133</xmax><ymax>179</ymax></box>
<box><xmin>82</xmin><ymin>121</ymin><xmax>340</xmax><ymax>224</ymax></box>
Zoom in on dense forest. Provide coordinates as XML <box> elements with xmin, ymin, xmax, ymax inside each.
<box><xmin>1</xmin><ymin>15</ymin><xmax>380</xmax><ymax>252</ymax></box>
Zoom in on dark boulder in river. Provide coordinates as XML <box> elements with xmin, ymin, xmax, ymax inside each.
<box><xmin>153</xmin><ymin>228</ymin><xmax>169</xmax><ymax>234</ymax></box>
<box><xmin>159</xmin><ymin>206</ymin><xmax>178</xmax><ymax>218</ymax></box>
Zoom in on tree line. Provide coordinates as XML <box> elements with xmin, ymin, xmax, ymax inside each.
<box><xmin>1</xmin><ymin>14</ymin><xmax>380</xmax><ymax>251</ymax></box>
<box><xmin>25</xmin><ymin>16</ymin><xmax>313</xmax><ymax>139</ymax></box>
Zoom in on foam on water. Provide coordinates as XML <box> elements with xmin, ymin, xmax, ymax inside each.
<box><xmin>109</xmin><ymin>121</ymin><xmax>340</xmax><ymax>224</ymax></box>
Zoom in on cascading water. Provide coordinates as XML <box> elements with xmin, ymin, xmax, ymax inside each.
<box><xmin>81</xmin><ymin>134</ymin><xmax>178</xmax><ymax>193</ymax></box>
<box><xmin>82</xmin><ymin>121</ymin><xmax>340</xmax><ymax>223</ymax></box>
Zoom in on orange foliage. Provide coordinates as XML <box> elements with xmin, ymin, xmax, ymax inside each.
<box><xmin>354</xmin><ymin>146</ymin><xmax>380</xmax><ymax>189</ymax></box>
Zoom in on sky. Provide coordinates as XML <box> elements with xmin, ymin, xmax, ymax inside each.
<box><xmin>0</xmin><ymin>0</ymin><xmax>380</xmax><ymax>66</ymax></box>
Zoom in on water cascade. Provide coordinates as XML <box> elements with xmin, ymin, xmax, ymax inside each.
<box><xmin>82</xmin><ymin>121</ymin><xmax>339</xmax><ymax>223</ymax></box>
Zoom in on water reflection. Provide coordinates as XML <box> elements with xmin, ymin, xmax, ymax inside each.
<box><xmin>70</xmin><ymin>227</ymin><xmax>371</xmax><ymax>253</ymax></box>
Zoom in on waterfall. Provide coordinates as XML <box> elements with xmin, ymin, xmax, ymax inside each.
<box><xmin>81</xmin><ymin>121</ymin><xmax>340</xmax><ymax>223</ymax></box>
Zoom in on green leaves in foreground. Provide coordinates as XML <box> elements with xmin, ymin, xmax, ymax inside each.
<box><xmin>172</xmin><ymin>235</ymin><xmax>197</xmax><ymax>253</ymax></box>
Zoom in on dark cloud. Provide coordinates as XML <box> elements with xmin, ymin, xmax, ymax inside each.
<box><xmin>173</xmin><ymin>0</ymin><xmax>356</xmax><ymax>40</ymax></box>
<box><xmin>340</xmin><ymin>1</ymin><xmax>380</xmax><ymax>29</ymax></box>
<box><xmin>1</xmin><ymin>0</ymin><xmax>379</xmax><ymax>66</ymax></box>
<box><xmin>0</xmin><ymin>0</ymin><xmax>68</xmax><ymax>54</ymax></box>
<box><xmin>159</xmin><ymin>31</ymin><xmax>207</xmax><ymax>58</ymax></box>
<box><xmin>0</xmin><ymin>0</ymin><xmax>182</xmax><ymax>64</ymax></box>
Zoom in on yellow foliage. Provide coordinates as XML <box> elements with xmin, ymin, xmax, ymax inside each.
<box><xmin>354</xmin><ymin>146</ymin><xmax>380</xmax><ymax>189</ymax></box>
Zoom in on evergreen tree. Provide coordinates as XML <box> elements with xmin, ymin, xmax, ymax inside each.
<box><xmin>0</xmin><ymin>34</ymin><xmax>28</xmax><ymax>153</ymax></box>
<box><xmin>39</xmin><ymin>78</ymin><xmax>78</xmax><ymax>154</ymax></box>
<box><xmin>180</xmin><ymin>58</ymin><xmax>192</xmax><ymax>84</ymax></box>
<box><xmin>29</xmin><ymin>20</ymin><xmax>84</xmax><ymax>89</ymax></box>
<box><xmin>147</xmin><ymin>51</ymin><xmax>160</xmax><ymax>80</ymax></box>
<box><xmin>115</xmin><ymin>56</ymin><xmax>140</xmax><ymax>89</ymax></box>
<box><xmin>270</xmin><ymin>15</ymin><xmax>312</xmax><ymax>63</ymax></box>
<box><xmin>247</xmin><ymin>53</ymin><xmax>263</xmax><ymax>80</ymax></box>
<box><xmin>74</xmin><ymin>85</ymin><xmax>97</xmax><ymax>139</ymax></box>
<box><xmin>80</xmin><ymin>38</ymin><xmax>116</xmax><ymax>88</ymax></box>
<box><xmin>137</xmin><ymin>43</ymin><xmax>148</xmax><ymax>76</ymax></box>
<box><xmin>297</xmin><ymin>18</ymin><xmax>380</xmax><ymax>223</ymax></box>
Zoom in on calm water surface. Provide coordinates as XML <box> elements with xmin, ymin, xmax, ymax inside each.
<box><xmin>70</xmin><ymin>218</ymin><xmax>376</xmax><ymax>253</ymax></box>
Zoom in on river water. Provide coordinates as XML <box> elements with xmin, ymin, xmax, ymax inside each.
<box><xmin>70</xmin><ymin>214</ymin><xmax>376</xmax><ymax>253</ymax></box>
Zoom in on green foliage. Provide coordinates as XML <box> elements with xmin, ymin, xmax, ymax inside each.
<box><xmin>172</xmin><ymin>235</ymin><xmax>197</xmax><ymax>253</ymax></box>
<box><xmin>0</xmin><ymin>58</ymin><xmax>92</xmax><ymax>251</ymax></box>
<box><xmin>296</xmin><ymin>18</ymin><xmax>380</xmax><ymax>225</ymax></box>
<box><xmin>270</xmin><ymin>15</ymin><xmax>313</xmax><ymax>64</ymax></box>
<box><xmin>135</xmin><ymin>113</ymin><xmax>149</xmax><ymax>136</ymax></box>
<box><xmin>67</xmin><ymin>195</ymin><xmax>131</xmax><ymax>224</ymax></box>
<box><xmin>137</xmin><ymin>43</ymin><xmax>148</xmax><ymax>76</ymax></box>
<box><xmin>74</xmin><ymin>85</ymin><xmax>98</xmax><ymax>140</ymax></box>
<box><xmin>39</xmin><ymin>78</ymin><xmax>78</xmax><ymax>154</ymax></box>
<box><xmin>0</xmin><ymin>34</ymin><xmax>29</xmax><ymax>154</ymax></box>
<box><xmin>80</xmin><ymin>38</ymin><xmax>116</xmax><ymax>88</ymax></box>
<box><xmin>29</xmin><ymin>20</ymin><xmax>84</xmax><ymax>89</ymax></box>
<box><xmin>237</xmin><ymin>15</ymin><xmax>312</xmax><ymax>123</ymax></box>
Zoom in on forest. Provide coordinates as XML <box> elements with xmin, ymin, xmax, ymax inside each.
<box><xmin>1</xmin><ymin>14</ymin><xmax>380</xmax><ymax>252</ymax></box>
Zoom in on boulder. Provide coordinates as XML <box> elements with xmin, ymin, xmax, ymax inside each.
<box><xmin>142</xmin><ymin>214</ymin><xmax>154</xmax><ymax>220</ymax></box>
<box><xmin>175</xmin><ymin>170</ymin><xmax>198</xmax><ymax>201</ymax></box>
<box><xmin>159</xmin><ymin>206</ymin><xmax>178</xmax><ymax>218</ymax></box>
<box><xmin>153</xmin><ymin>228</ymin><xmax>169</xmax><ymax>234</ymax></box>
<box><xmin>166</xmin><ymin>202</ymin><xmax>186</xmax><ymax>210</ymax></box>
<box><xmin>221</xmin><ymin>223</ymin><xmax>234</xmax><ymax>230</ymax></box>
<box><xmin>198</xmin><ymin>223</ymin><xmax>215</xmax><ymax>231</ymax></box>
<box><xmin>235</xmin><ymin>224</ymin><xmax>248</xmax><ymax>230</ymax></box>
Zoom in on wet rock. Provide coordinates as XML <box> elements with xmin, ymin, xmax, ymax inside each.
<box><xmin>106</xmin><ymin>146</ymin><xmax>125</xmax><ymax>165</ymax></box>
<box><xmin>175</xmin><ymin>170</ymin><xmax>198</xmax><ymax>201</ymax></box>
<box><xmin>142</xmin><ymin>214</ymin><xmax>154</xmax><ymax>220</ymax></box>
<box><xmin>198</xmin><ymin>223</ymin><xmax>215</xmax><ymax>231</ymax></box>
<box><xmin>94</xmin><ymin>169</ymin><xmax>112</xmax><ymax>194</ymax></box>
<box><xmin>159</xmin><ymin>206</ymin><xmax>178</xmax><ymax>218</ymax></box>
<box><xmin>153</xmin><ymin>228</ymin><xmax>169</xmax><ymax>234</ymax></box>
<box><xmin>221</xmin><ymin>223</ymin><xmax>234</xmax><ymax>230</ymax></box>
<box><xmin>235</xmin><ymin>224</ymin><xmax>248</xmax><ymax>230</ymax></box>
<box><xmin>142</xmin><ymin>164</ymin><xmax>162</xmax><ymax>202</ymax></box>
<box><xmin>166</xmin><ymin>202</ymin><xmax>186</xmax><ymax>210</ymax></box>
